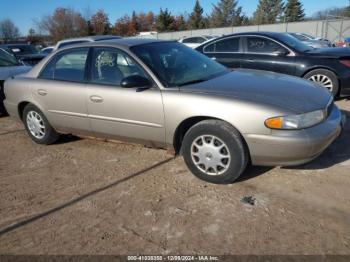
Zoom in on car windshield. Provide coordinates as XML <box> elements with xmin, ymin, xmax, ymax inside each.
<box><xmin>276</xmin><ymin>33</ymin><xmax>313</xmax><ymax>52</ymax></box>
<box><xmin>131</xmin><ymin>42</ymin><xmax>229</xmax><ymax>87</ymax></box>
<box><xmin>0</xmin><ymin>49</ymin><xmax>20</xmax><ymax>66</ymax></box>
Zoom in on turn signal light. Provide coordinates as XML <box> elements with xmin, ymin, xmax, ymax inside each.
<box><xmin>265</xmin><ymin>117</ymin><xmax>283</xmax><ymax>129</ymax></box>
<box><xmin>340</xmin><ymin>60</ymin><xmax>350</xmax><ymax>67</ymax></box>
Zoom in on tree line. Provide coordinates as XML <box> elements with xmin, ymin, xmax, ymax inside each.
<box><xmin>1</xmin><ymin>0</ymin><xmax>350</xmax><ymax>43</ymax></box>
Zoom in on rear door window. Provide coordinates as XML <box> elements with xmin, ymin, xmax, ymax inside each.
<box><xmin>204</xmin><ymin>37</ymin><xmax>240</xmax><ymax>53</ymax></box>
<box><xmin>39</xmin><ymin>48</ymin><xmax>89</xmax><ymax>82</ymax></box>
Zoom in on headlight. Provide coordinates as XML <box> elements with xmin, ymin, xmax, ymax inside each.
<box><xmin>265</xmin><ymin>110</ymin><xmax>325</xmax><ymax>130</ymax></box>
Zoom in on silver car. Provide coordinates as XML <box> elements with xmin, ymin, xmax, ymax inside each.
<box><xmin>4</xmin><ymin>39</ymin><xmax>344</xmax><ymax>183</ymax></box>
<box><xmin>289</xmin><ymin>33</ymin><xmax>331</xmax><ymax>49</ymax></box>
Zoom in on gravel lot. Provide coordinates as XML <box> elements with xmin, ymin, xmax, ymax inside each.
<box><xmin>0</xmin><ymin>99</ymin><xmax>349</xmax><ymax>255</ymax></box>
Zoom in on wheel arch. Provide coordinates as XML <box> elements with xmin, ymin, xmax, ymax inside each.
<box><xmin>301</xmin><ymin>66</ymin><xmax>340</xmax><ymax>95</ymax></box>
<box><xmin>301</xmin><ymin>66</ymin><xmax>339</xmax><ymax>78</ymax></box>
<box><xmin>18</xmin><ymin>101</ymin><xmax>31</xmax><ymax>120</ymax></box>
<box><xmin>18</xmin><ymin>101</ymin><xmax>46</xmax><ymax>121</ymax></box>
<box><xmin>172</xmin><ymin>116</ymin><xmax>251</xmax><ymax>162</ymax></box>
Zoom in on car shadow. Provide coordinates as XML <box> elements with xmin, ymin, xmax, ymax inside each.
<box><xmin>283</xmin><ymin>109</ymin><xmax>350</xmax><ymax>170</ymax></box>
<box><xmin>334</xmin><ymin>95</ymin><xmax>350</xmax><ymax>102</ymax></box>
<box><xmin>55</xmin><ymin>134</ymin><xmax>81</xmax><ymax>144</ymax></box>
<box><xmin>236</xmin><ymin>165</ymin><xmax>274</xmax><ymax>183</ymax></box>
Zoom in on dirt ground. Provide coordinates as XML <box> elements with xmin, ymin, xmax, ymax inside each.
<box><xmin>0</xmin><ymin>99</ymin><xmax>349</xmax><ymax>256</ymax></box>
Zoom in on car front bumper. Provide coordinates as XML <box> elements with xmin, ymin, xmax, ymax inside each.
<box><xmin>245</xmin><ymin>105</ymin><xmax>344</xmax><ymax>166</ymax></box>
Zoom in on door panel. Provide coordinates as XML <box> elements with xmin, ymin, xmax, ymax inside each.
<box><xmin>241</xmin><ymin>36</ymin><xmax>296</xmax><ymax>75</ymax></box>
<box><xmin>87</xmin><ymin>86</ymin><xmax>165</xmax><ymax>146</ymax></box>
<box><xmin>32</xmin><ymin>47</ymin><xmax>91</xmax><ymax>135</ymax></box>
<box><xmin>203</xmin><ymin>36</ymin><xmax>243</xmax><ymax>69</ymax></box>
<box><xmin>86</xmin><ymin>47</ymin><xmax>165</xmax><ymax>147</ymax></box>
<box><xmin>32</xmin><ymin>79</ymin><xmax>90</xmax><ymax>134</ymax></box>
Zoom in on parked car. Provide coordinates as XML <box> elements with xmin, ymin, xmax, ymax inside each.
<box><xmin>178</xmin><ymin>35</ymin><xmax>217</xmax><ymax>49</ymax></box>
<box><xmin>0</xmin><ymin>44</ymin><xmax>47</xmax><ymax>66</ymax></box>
<box><xmin>0</xmin><ymin>48</ymin><xmax>31</xmax><ymax>115</ymax></box>
<box><xmin>289</xmin><ymin>33</ymin><xmax>331</xmax><ymax>48</ymax></box>
<box><xmin>196</xmin><ymin>32</ymin><xmax>350</xmax><ymax>97</ymax></box>
<box><xmin>294</xmin><ymin>33</ymin><xmax>332</xmax><ymax>46</ymax></box>
<box><xmin>4</xmin><ymin>39</ymin><xmax>344</xmax><ymax>183</ymax></box>
<box><xmin>52</xmin><ymin>35</ymin><xmax>122</xmax><ymax>52</ymax></box>
<box><xmin>40</xmin><ymin>46</ymin><xmax>54</xmax><ymax>55</ymax></box>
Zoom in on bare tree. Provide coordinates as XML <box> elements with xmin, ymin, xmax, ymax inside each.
<box><xmin>0</xmin><ymin>19</ymin><xmax>20</xmax><ymax>42</ymax></box>
<box><xmin>91</xmin><ymin>9</ymin><xmax>111</xmax><ymax>35</ymax></box>
<box><xmin>36</xmin><ymin>7</ymin><xmax>88</xmax><ymax>42</ymax></box>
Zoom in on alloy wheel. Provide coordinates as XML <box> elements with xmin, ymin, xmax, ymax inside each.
<box><xmin>308</xmin><ymin>74</ymin><xmax>333</xmax><ymax>91</ymax></box>
<box><xmin>26</xmin><ymin>111</ymin><xmax>46</xmax><ymax>139</ymax></box>
<box><xmin>191</xmin><ymin>135</ymin><xmax>231</xmax><ymax>176</ymax></box>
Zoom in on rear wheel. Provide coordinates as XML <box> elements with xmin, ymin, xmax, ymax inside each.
<box><xmin>181</xmin><ymin>120</ymin><xmax>248</xmax><ymax>184</ymax></box>
<box><xmin>303</xmin><ymin>69</ymin><xmax>339</xmax><ymax>96</ymax></box>
<box><xmin>23</xmin><ymin>104</ymin><xmax>59</xmax><ymax>144</ymax></box>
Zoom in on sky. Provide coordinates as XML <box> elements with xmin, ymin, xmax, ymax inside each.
<box><xmin>0</xmin><ymin>0</ymin><xmax>349</xmax><ymax>35</ymax></box>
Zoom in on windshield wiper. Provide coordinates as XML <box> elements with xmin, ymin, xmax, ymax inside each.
<box><xmin>177</xmin><ymin>78</ymin><xmax>207</xmax><ymax>87</ymax></box>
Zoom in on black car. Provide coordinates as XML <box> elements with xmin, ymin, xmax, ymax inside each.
<box><xmin>196</xmin><ymin>32</ymin><xmax>350</xmax><ymax>96</ymax></box>
<box><xmin>0</xmin><ymin>44</ymin><xmax>46</xmax><ymax>66</ymax></box>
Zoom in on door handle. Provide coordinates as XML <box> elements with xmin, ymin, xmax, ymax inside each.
<box><xmin>37</xmin><ymin>89</ymin><xmax>47</xmax><ymax>96</ymax></box>
<box><xmin>90</xmin><ymin>95</ymin><xmax>104</xmax><ymax>103</ymax></box>
<box><xmin>211</xmin><ymin>57</ymin><xmax>217</xmax><ymax>60</ymax></box>
<box><xmin>247</xmin><ymin>59</ymin><xmax>254</xmax><ymax>63</ymax></box>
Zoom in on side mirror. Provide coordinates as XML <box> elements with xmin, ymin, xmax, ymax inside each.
<box><xmin>120</xmin><ymin>75</ymin><xmax>152</xmax><ymax>88</ymax></box>
<box><xmin>273</xmin><ymin>49</ymin><xmax>289</xmax><ymax>56</ymax></box>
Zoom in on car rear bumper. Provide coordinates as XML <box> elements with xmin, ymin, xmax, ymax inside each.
<box><xmin>245</xmin><ymin>105</ymin><xmax>344</xmax><ymax>166</ymax></box>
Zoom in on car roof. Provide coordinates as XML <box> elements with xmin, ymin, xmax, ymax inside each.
<box><xmin>57</xmin><ymin>35</ymin><xmax>121</xmax><ymax>43</ymax></box>
<box><xmin>222</xmin><ymin>31</ymin><xmax>285</xmax><ymax>38</ymax></box>
<box><xmin>68</xmin><ymin>38</ymin><xmax>172</xmax><ymax>49</ymax></box>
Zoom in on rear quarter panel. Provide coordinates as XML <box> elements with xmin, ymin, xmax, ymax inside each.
<box><xmin>4</xmin><ymin>76</ymin><xmax>34</xmax><ymax>120</ymax></box>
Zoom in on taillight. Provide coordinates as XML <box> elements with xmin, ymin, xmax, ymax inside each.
<box><xmin>340</xmin><ymin>60</ymin><xmax>350</xmax><ymax>67</ymax></box>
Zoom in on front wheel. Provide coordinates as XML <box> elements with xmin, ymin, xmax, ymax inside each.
<box><xmin>23</xmin><ymin>104</ymin><xmax>59</xmax><ymax>144</ymax></box>
<box><xmin>181</xmin><ymin>120</ymin><xmax>248</xmax><ymax>184</ymax></box>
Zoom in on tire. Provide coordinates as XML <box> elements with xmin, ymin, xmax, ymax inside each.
<box><xmin>303</xmin><ymin>69</ymin><xmax>339</xmax><ymax>97</ymax></box>
<box><xmin>23</xmin><ymin>104</ymin><xmax>59</xmax><ymax>144</ymax></box>
<box><xmin>181</xmin><ymin>120</ymin><xmax>248</xmax><ymax>184</ymax></box>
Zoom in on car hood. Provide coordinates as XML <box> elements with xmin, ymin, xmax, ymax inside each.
<box><xmin>179</xmin><ymin>69</ymin><xmax>331</xmax><ymax>113</ymax></box>
<box><xmin>0</xmin><ymin>65</ymin><xmax>31</xmax><ymax>80</ymax></box>
<box><xmin>305</xmin><ymin>47</ymin><xmax>350</xmax><ymax>58</ymax></box>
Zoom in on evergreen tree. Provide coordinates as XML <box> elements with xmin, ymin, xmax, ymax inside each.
<box><xmin>284</xmin><ymin>0</ymin><xmax>305</xmax><ymax>22</ymax></box>
<box><xmin>210</xmin><ymin>0</ymin><xmax>245</xmax><ymax>27</ymax></box>
<box><xmin>173</xmin><ymin>15</ymin><xmax>188</xmax><ymax>31</ymax></box>
<box><xmin>253</xmin><ymin>0</ymin><xmax>284</xmax><ymax>24</ymax></box>
<box><xmin>188</xmin><ymin>0</ymin><xmax>206</xmax><ymax>29</ymax></box>
<box><xmin>128</xmin><ymin>11</ymin><xmax>138</xmax><ymax>35</ymax></box>
<box><xmin>156</xmin><ymin>8</ymin><xmax>174</xmax><ymax>32</ymax></box>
